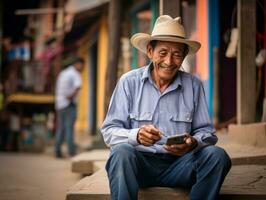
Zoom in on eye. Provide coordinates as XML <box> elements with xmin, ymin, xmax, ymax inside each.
<box><xmin>173</xmin><ymin>53</ymin><xmax>182</xmax><ymax>59</ymax></box>
<box><xmin>159</xmin><ymin>51</ymin><xmax>167</xmax><ymax>56</ymax></box>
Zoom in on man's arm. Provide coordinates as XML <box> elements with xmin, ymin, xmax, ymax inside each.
<box><xmin>67</xmin><ymin>87</ymin><xmax>80</xmax><ymax>101</ymax></box>
<box><xmin>101</xmin><ymin>77</ymin><xmax>140</xmax><ymax>147</ymax></box>
<box><xmin>190</xmin><ymin>80</ymin><xmax>217</xmax><ymax>152</ymax></box>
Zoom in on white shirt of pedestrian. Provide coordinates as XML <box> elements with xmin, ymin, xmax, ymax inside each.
<box><xmin>55</xmin><ymin>66</ymin><xmax>82</xmax><ymax>110</ymax></box>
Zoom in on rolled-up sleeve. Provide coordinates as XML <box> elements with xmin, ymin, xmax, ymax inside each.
<box><xmin>191</xmin><ymin>80</ymin><xmax>218</xmax><ymax>152</ymax></box>
<box><xmin>101</xmin><ymin>76</ymin><xmax>139</xmax><ymax>147</ymax></box>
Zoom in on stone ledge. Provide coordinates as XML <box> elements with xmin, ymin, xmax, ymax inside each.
<box><xmin>66</xmin><ymin>168</ymin><xmax>189</xmax><ymax>200</ymax></box>
<box><xmin>228</xmin><ymin>123</ymin><xmax>266</xmax><ymax>147</ymax></box>
<box><xmin>69</xmin><ymin>147</ymin><xmax>266</xmax><ymax>200</ymax></box>
<box><xmin>66</xmin><ymin>164</ymin><xmax>266</xmax><ymax>200</ymax></box>
<box><xmin>139</xmin><ymin>187</ymin><xmax>189</xmax><ymax>200</ymax></box>
<box><xmin>71</xmin><ymin>150</ymin><xmax>109</xmax><ymax>174</ymax></box>
<box><xmin>232</xmin><ymin>155</ymin><xmax>266</xmax><ymax>165</ymax></box>
<box><xmin>220</xmin><ymin>165</ymin><xmax>266</xmax><ymax>199</ymax></box>
<box><xmin>66</xmin><ymin>169</ymin><xmax>110</xmax><ymax>200</ymax></box>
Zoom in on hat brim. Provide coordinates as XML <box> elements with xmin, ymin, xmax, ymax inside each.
<box><xmin>130</xmin><ymin>33</ymin><xmax>201</xmax><ymax>55</ymax></box>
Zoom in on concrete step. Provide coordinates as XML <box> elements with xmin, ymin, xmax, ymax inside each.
<box><xmin>66</xmin><ymin>167</ymin><xmax>189</xmax><ymax>200</ymax></box>
<box><xmin>71</xmin><ymin>148</ymin><xmax>266</xmax><ymax>175</ymax></box>
<box><xmin>232</xmin><ymin>155</ymin><xmax>266</xmax><ymax>165</ymax></box>
<box><xmin>219</xmin><ymin>165</ymin><xmax>266</xmax><ymax>200</ymax></box>
<box><xmin>69</xmin><ymin>147</ymin><xmax>266</xmax><ymax>200</ymax></box>
<box><xmin>71</xmin><ymin>150</ymin><xmax>109</xmax><ymax>175</ymax></box>
<box><xmin>228</xmin><ymin>123</ymin><xmax>266</xmax><ymax>147</ymax></box>
<box><xmin>66</xmin><ymin>163</ymin><xmax>266</xmax><ymax>200</ymax></box>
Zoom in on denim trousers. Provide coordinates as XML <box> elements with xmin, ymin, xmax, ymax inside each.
<box><xmin>105</xmin><ymin>143</ymin><xmax>231</xmax><ymax>200</ymax></box>
<box><xmin>55</xmin><ymin>103</ymin><xmax>77</xmax><ymax>156</ymax></box>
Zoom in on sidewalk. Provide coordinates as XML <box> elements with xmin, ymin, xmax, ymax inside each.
<box><xmin>0</xmin><ymin>149</ymin><xmax>80</xmax><ymax>200</ymax></box>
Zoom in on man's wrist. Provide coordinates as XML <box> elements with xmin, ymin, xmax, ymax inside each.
<box><xmin>128</xmin><ymin>128</ymin><xmax>141</xmax><ymax>146</ymax></box>
<box><xmin>136</xmin><ymin>131</ymin><xmax>141</xmax><ymax>144</ymax></box>
<box><xmin>190</xmin><ymin>138</ymin><xmax>198</xmax><ymax>151</ymax></box>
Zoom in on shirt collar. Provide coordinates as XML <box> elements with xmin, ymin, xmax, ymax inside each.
<box><xmin>141</xmin><ymin>62</ymin><xmax>182</xmax><ymax>90</ymax></box>
<box><xmin>171</xmin><ymin>71</ymin><xmax>183</xmax><ymax>90</ymax></box>
<box><xmin>141</xmin><ymin>63</ymin><xmax>151</xmax><ymax>81</ymax></box>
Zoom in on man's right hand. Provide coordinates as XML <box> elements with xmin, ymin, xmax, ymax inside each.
<box><xmin>137</xmin><ymin>125</ymin><xmax>161</xmax><ymax>146</ymax></box>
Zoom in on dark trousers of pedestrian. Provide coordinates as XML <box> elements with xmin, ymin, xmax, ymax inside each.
<box><xmin>106</xmin><ymin>143</ymin><xmax>231</xmax><ymax>200</ymax></box>
<box><xmin>55</xmin><ymin>103</ymin><xmax>77</xmax><ymax>157</ymax></box>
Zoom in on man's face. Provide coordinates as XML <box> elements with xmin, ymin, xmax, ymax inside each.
<box><xmin>75</xmin><ymin>62</ymin><xmax>84</xmax><ymax>72</ymax></box>
<box><xmin>147</xmin><ymin>41</ymin><xmax>187</xmax><ymax>82</ymax></box>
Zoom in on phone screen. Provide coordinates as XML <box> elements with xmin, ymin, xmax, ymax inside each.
<box><xmin>166</xmin><ymin>134</ymin><xmax>187</xmax><ymax>145</ymax></box>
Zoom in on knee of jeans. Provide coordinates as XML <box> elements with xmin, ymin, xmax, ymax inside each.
<box><xmin>106</xmin><ymin>144</ymin><xmax>136</xmax><ymax>172</ymax></box>
<box><xmin>204</xmin><ymin>146</ymin><xmax>232</xmax><ymax>168</ymax></box>
<box><xmin>110</xmin><ymin>143</ymin><xmax>136</xmax><ymax>159</ymax></box>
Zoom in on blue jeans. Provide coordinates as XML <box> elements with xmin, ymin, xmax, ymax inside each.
<box><xmin>106</xmin><ymin>144</ymin><xmax>231</xmax><ymax>200</ymax></box>
<box><xmin>55</xmin><ymin>103</ymin><xmax>77</xmax><ymax>156</ymax></box>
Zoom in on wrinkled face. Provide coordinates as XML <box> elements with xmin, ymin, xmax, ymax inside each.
<box><xmin>147</xmin><ymin>41</ymin><xmax>187</xmax><ymax>82</ymax></box>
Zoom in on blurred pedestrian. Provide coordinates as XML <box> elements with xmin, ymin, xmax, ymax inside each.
<box><xmin>55</xmin><ymin>56</ymin><xmax>84</xmax><ymax>158</ymax></box>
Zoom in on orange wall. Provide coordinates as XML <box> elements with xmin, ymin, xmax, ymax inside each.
<box><xmin>196</xmin><ymin>0</ymin><xmax>208</xmax><ymax>81</ymax></box>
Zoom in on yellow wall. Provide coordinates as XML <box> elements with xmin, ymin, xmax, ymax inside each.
<box><xmin>75</xmin><ymin>44</ymin><xmax>89</xmax><ymax>132</ymax></box>
<box><xmin>97</xmin><ymin>16</ymin><xmax>108</xmax><ymax>129</ymax></box>
<box><xmin>74</xmin><ymin>15</ymin><xmax>108</xmax><ymax>132</ymax></box>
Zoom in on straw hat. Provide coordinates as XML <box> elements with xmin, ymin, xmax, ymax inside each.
<box><xmin>130</xmin><ymin>15</ymin><xmax>201</xmax><ymax>55</ymax></box>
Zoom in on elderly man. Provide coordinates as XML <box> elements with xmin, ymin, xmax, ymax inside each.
<box><xmin>101</xmin><ymin>15</ymin><xmax>231</xmax><ymax>200</ymax></box>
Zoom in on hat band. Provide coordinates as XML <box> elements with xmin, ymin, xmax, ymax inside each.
<box><xmin>152</xmin><ymin>34</ymin><xmax>186</xmax><ymax>39</ymax></box>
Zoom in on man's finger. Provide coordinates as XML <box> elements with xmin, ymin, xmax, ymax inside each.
<box><xmin>163</xmin><ymin>145</ymin><xmax>184</xmax><ymax>156</ymax></box>
<box><xmin>141</xmin><ymin>141</ymin><xmax>152</xmax><ymax>146</ymax></box>
<box><xmin>149</xmin><ymin>127</ymin><xmax>160</xmax><ymax>135</ymax></box>
<box><xmin>185</xmin><ymin>137</ymin><xmax>193</xmax><ymax>145</ymax></box>
<box><xmin>139</xmin><ymin>135</ymin><xmax>154</xmax><ymax>144</ymax></box>
<box><xmin>141</xmin><ymin>130</ymin><xmax>160</xmax><ymax>140</ymax></box>
<box><xmin>144</xmin><ymin>125</ymin><xmax>161</xmax><ymax>136</ymax></box>
<box><xmin>170</xmin><ymin>143</ymin><xmax>187</xmax><ymax>150</ymax></box>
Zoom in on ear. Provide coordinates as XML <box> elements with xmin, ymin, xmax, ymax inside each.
<box><xmin>183</xmin><ymin>45</ymin><xmax>189</xmax><ymax>58</ymax></box>
<box><xmin>146</xmin><ymin>44</ymin><xmax>153</xmax><ymax>59</ymax></box>
<box><xmin>185</xmin><ymin>48</ymin><xmax>189</xmax><ymax>56</ymax></box>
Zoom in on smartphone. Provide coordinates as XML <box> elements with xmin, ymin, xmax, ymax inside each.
<box><xmin>166</xmin><ymin>133</ymin><xmax>187</xmax><ymax>145</ymax></box>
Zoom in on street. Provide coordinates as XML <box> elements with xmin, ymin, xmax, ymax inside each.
<box><xmin>0</xmin><ymin>149</ymin><xmax>80</xmax><ymax>200</ymax></box>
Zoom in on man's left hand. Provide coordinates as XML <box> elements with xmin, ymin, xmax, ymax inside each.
<box><xmin>163</xmin><ymin>134</ymin><xmax>197</xmax><ymax>156</ymax></box>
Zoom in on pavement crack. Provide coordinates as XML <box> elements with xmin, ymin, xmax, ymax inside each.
<box><xmin>247</xmin><ymin>175</ymin><xmax>264</xmax><ymax>185</ymax></box>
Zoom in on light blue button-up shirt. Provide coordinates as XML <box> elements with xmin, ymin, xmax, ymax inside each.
<box><xmin>101</xmin><ymin>64</ymin><xmax>217</xmax><ymax>153</ymax></box>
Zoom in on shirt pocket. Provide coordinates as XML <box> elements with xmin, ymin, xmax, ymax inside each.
<box><xmin>129</xmin><ymin>112</ymin><xmax>153</xmax><ymax>128</ymax></box>
<box><xmin>169</xmin><ymin>110</ymin><xmax>192</xmax><ymax>134</ymax></box>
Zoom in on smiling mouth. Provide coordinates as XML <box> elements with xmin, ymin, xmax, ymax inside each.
<box><xmin>159</xmin><ymin>64</ymin><xmax>178</xmax><ymax>71</ymax></box>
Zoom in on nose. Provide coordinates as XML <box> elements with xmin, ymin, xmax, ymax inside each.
<box><xmin>164</xmin><ymin>54</ymin><xmax>174</xmax><ymax>66</ymax></box>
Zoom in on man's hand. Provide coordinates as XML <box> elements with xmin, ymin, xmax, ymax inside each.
<box><xmin>67</xmin><ymin>88</ymin><xmax>80</xmax><ymax>101</ymax></box>
<box><xmin>137</xmin><ymin>125</ymin><xmax>161</xmax><ymax>146</ymax></box>
<box><xmin>163</xmin><ymin>134</ymin><xmax>198</xmax><ymax>156</ymax></box>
